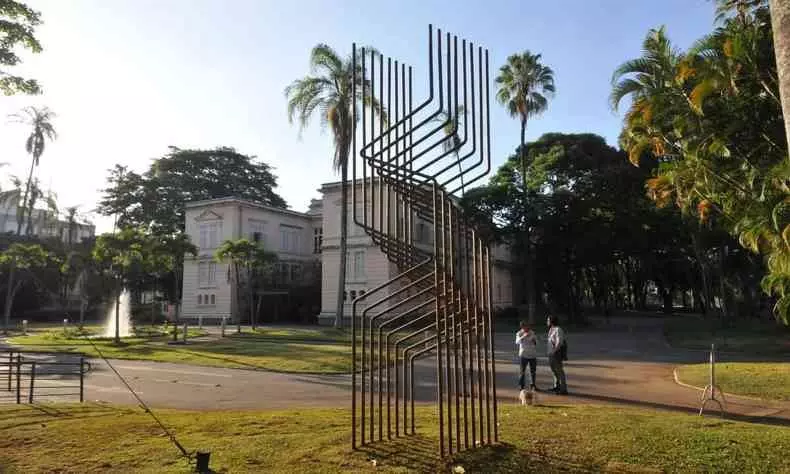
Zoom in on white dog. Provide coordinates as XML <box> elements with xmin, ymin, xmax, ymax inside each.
<box><xmin>518</xmin><ymin>388</ymin><xmax>537</xmax><ymax>406</ymax></box>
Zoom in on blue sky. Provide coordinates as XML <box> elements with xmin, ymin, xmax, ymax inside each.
<box><xmin>0</xmin><ymin>0</ymin><xmax>718</xmax><ymax>233</ymax></box>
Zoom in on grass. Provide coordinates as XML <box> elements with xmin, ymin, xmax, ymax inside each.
<box><xmin>6</xmin><ymin>328</ymin><xmax>351</xmax><ymax>374</ymax></box>
<box><xmin>664</xmin><ymin>318</ymin><xmax>790</xmax><ymax>354</ymax></box>
<box><xmin>676</xmin><ymin>362</ymin><xmax>790</xmax><ymax>401</ymax></box>
<box><xmin>248</xmin><ymin>326</ymin><xmax>353</xmax><ymax>343</ymax></box>
<box><xmin>0</xmin><ymin>403</ymin><xmax>789</xmax><ymax>473</ymax></box>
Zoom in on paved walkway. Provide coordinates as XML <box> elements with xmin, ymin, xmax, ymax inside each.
<box><xmin>2</xmin><ymin>317</ymin><xmax>789</xmax><ymax>425</ymax></box>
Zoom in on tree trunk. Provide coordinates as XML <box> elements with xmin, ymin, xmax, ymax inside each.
<box><xmin>717</xmin><ymin>246</ymin><xmax>730</xmax><ymax>322</ymax></box>
<box><xmin>151</xmin><ymin>281</ymin><xmax>157</xmax><ymax>326</ymax></box>
<box><xmin>79</xmin><ymin>298</ymin><xmax>87</xmax><ymax>328</ymax></box>
<box><xmin>172</xmin><ymin>266</ymin><xmax>182</xmax><ymax>341</ymax></box>
<box><xmin>335</xmin><ymin>159</ymin><xmax>349</xmax><ymax>329</ymax></box>
<box><xmin>771</xmin><ymin>0</ymin><xmax>790</xmax><ymax>152</ymax></box>
<box><xmin>3</xmin><ymin>268</ymin><xmax>17</xmax><ymax>333</ymax></box>
<box><xmin>17</xmin><ymin>158</ymin><xmax>37</xmax><ymax>236</ymax></box>
<box><xmin>519</xmin><ymin>118</ymin><xmax>535</xmax><ymax>324</ymax></box>
<box><xmin>25</xmin><ymin>199</ymin><xmax>35</xmax><ymax>236</ymax></box>
<box><xmin>235</xmin><ymin>264</ymin><xmax>242</xmax><ymax>334</ymax></box>
<box><xmin>248</xmin><ymin>266</ymin><xmax>255</xmax><ymax>331</ymax></box>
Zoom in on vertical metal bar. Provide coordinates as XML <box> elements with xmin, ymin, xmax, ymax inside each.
<box><xmin>6</xmin><ymin>351</ymin><xmax>11</xmax><ymax>392</ymax></box>
<box><xmin>476</xmin><ymin>235</ymin><xmax>487</xmax><ymax>443</ymax></box>
<box><xmin>15</xmin><ymin>354</ymin><xmax>20</xmax><ymax>404</ymax></box>
<box><xmin>29</xmin><ymin>361</ymin><xmax>35</xmax><ymax>403</ymax></box>
<box><xmin>368</xmin><ymin>47</ymin><xmax>376</xmax><ymax>445</ymax></box>
<box><xmin>485</xmin><ymin>245</ymin><xmax>498</xmax><ymax>442</ymax></box>
<box><xmin>392</xmin><ymin>57</ymin><xmax>400</xmax><ymax>438</ymax></box>
<box><xmin>80</xmin><ymin>357</ymin><xmax>85</xmax><ymax>403</ymax></box>
<box><xmin>441</xmin><ymin>190</ymin><xmax>453</xmax><ymax>455</ymax></box>
<box><xmin>433</xmin><ymin>185</ymin><xmax>444</xmax><ymax>457</ymax></box>
<box><xmin>385</xmin><ymin>55</ymin><xmax>392</xmax><ymax>442</ymax></box>
<box><xmin>351</xmin><ymin>43</ymin><xmax>358</xmax><ymax>451</ymax></box>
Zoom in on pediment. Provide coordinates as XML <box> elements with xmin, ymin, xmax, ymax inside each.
<box><xmin>194</xmin><ymin>209</ymin><xmax>223</xmax><ymax>222</ymax></box>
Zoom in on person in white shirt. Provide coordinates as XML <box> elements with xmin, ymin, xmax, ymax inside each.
<box><xmin>546</xmin><ymin>315</ymin><xmax>568</xmax><ymax>395</ymax></box>
<box><xmin>515</xmin><ymin>321</ymin><xmax>538</xmax><ymax>391</ymax></box>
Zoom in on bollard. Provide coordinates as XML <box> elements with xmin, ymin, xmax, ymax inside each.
<box><xmin>195</xmin><ymin>451</ymin><xmax>211</xmax><ymax>473</ymax></box>
<box><xmin>63</xmin><ymin>318</ymin><xmax>69</xmax><ymax>333</ymax></box>
<box><xmin>198</xmin><ymin>315</ymin><xmax>203</xmax><ymax>329</ymax></box>
<box><xmin>183</xmin><ymin>322</ymin><xmax>188</xmax><ymax>343</ymax></box>
<box><xmin>21</xmin><ymin>320</ymin><xmax>27</xmax><ymax>336</ymax></box>
<box><xmin>221</xmin><ymin>317</ymin><xmax>226</xmax><ymax>338</ymax></box>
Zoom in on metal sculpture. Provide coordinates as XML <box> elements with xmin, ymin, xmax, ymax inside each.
<box><xmin>350</xmin><ymin>24</ymin><xmax>497</xmax><ymax>457</ymax></box>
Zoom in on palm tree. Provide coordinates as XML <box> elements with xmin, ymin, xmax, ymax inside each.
<box><xmin>432</xmin><ymin>105</ymin><xmax>467</xmax><ymax>193</ymax></box>
<box><xmin>768</xmin><ymin>0</ymin><xmax>790</xmax><ymax>151</ymax></box>
<box><xmin>610</xmin><ymin>27</ymin><xmax>683</xmax><ymax>164</ymax></box>
<box><xmin>8</xmin><ymin>106</ymin><xmax>57</xmax><ymax>236</ymax></box>
<box><xmin>495</xmin><ymin>51</ymin><xmax>555</xmax><ymax>323</ymax></box>
<box><xmin>285</xmin><ymin>44</ymin><xmax>384</xmax><ymax>328</ymax></box>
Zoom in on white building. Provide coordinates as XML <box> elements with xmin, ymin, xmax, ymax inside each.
<box><xmin>181</xmin><ymin>181</ymin><xmax>513</xmax><ymax>325</ymax></box>
<box><xmin>0</xmin><ymin>202</ymin><xmax>95</xmax><ymax>243</ymax></box>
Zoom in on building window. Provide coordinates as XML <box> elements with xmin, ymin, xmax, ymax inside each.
<box><xmin>249</xmin><ymin>220</ymin><xmax>267</xmax><ymax>246</ymax></box>
<box><xmin>279</xmin><ymin>226</ymin><xmax>302</xmax><ymax>252</ymax></box>
<box><xmin>343</xmin><ymin>291</ymin><xmax>348</xmax><ymax>302</ymax></box>
<box><xmin>197</xmin><ymin>294</ymin><xmax>203</xmax><ymax>305</ymax></box>
<box><xmin>350</xmin><ymin>290</ymin><xmax>357</xmax><ymax>300</ymax></box>
<box><xmin>359</xmin><ymin>289</ymin><xmax>366</xmax><ymax>297</ymax></box>
<box><xmin>290</xmin><ymin>263</ymin><xmax>302</xmax><ymax>282</ymax></box>
<box><xmin>349</xmin><ymin>250</ymin><xmax>365</xmax><ymax>280</ymax></box>
<box><xmin>198</xmin><ymin>261</ymin><xmax>217</xmax><ymax>286</ymax></box>
<box><xmin>199</xmin><ymin>222</ymin><xmax>221</xmax><ymax>249</ymax></box>
<box><xmin>280</xmin><ymin>229</ymin><xmax>288</xmax><ymax>250</ymax></box>
<box><xmin>313</xmin><ymin>227</ymin><xmax>323</xmax><ymax>254</ymax></box>
<box><xmin>210</xmin><ymin>294</ymin><xmax>215</xmax><ymax>305</ymax></box>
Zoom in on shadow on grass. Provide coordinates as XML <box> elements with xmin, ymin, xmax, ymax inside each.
<box><xmin>569</xmin><ymin>391</ymin><xmax>790</xmax><ymax>428</ymax></box>
<box><xmin>356</xmin><ymin>435</ymin><xmax>599</xmax><ymax>473</ymax></box>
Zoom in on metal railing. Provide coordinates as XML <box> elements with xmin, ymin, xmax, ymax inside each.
<box><xmin>350</xmin><ymin>25</ymin><xmax>497</xmax><ymax>457</ymax></box>
<box><xmin>1</xmin><ymin>350</ymin><xmax>89</xmax><ymax>404</ymax></box>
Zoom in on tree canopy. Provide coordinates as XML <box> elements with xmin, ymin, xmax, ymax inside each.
<box><xmin>611</xmin><ymin>1</ymin><xmax>789</xmax><ymax>322</ymax></box>
<box><xmin>463</xmin><ymin>132</ymin><xmax>763</xmax><ymax>321</ymax></box>
<box><xmin>0</xmin><ymin>0</ymin><xmax>43</xmax><ymax>95</ymax></box>
<box><xmin>97</xmin><ymin>147</ymin><xmax>287</xmax><ymax>234</ymax></box>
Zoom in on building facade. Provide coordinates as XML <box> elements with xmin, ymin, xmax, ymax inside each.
<box><xmin>181</xmin><ymin>181</ymin><xmax>514</xmax><ymax>325</ymax></box>
<box><xmin>0</xmin><ymin>203</ymin><xmax>95</xmax><ymax>243</ymax></box>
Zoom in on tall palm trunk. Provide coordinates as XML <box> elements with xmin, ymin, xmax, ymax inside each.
<box><xmin>519</xmin><ymin>118</ymin><xmax>536</xmax><ymax>324</ymax></box>
<box><xmin>17</xmin><ymin>157</ymin><xmax>36</xmax><ymax>235</ymax></box>
<box><xmin>234</xmin><ymin>263</ymin><xmax>242</xmax><ymax>334</ymax></box>
<box><xmin>771</xmin><ymin>0</ymin><xmax>790</xmax><ymax>152</ymax></box>
<box><xmin>248</xmin><ymin>263</ymin><xmax>256</xmax><ymax>331</ymax></box>
<box><xmin>335</xmin><ymin>158</ymin><xmax>349</xmax><ymax>329</ymax></box>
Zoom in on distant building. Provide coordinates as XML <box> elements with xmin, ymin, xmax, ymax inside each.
<box><xmin>180</xmin><ymin>180</ymin><xmax>514</xmax><ymax>325</ymax></box>
<box><xmin>0</xmin><ymin>202</ymin><xmax>95</xmax><ymax>243</ymax></box>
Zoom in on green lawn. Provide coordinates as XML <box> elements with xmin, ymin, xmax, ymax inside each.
<box><xmin>0</xmin><ymin>403</ymin><xmax>788</xmax><ymax>473</ymax></box>
<box><xmin>676</xmin><ymin>362</ymin><xmax>790</xmax><ymax>401</ymax></box>
<box><xmin>664</xmin><ymin>318</ymin><xmax>790</xmax><ymax>354</ymax></box>
<box><xmin>248</xmin><ymin>326</ymin><xmax>353</xmax><ymax>343</ymax></box>
<box><xmin>7</xmin><ymin>328</ymin><xmax>351</xmax><ymax>374</ymax></box>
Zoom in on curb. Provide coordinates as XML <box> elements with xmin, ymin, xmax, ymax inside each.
<box><xmin>671</xmin><ymin>366</ymin><xmax>778</xmax><ymax>403</ymax></box>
